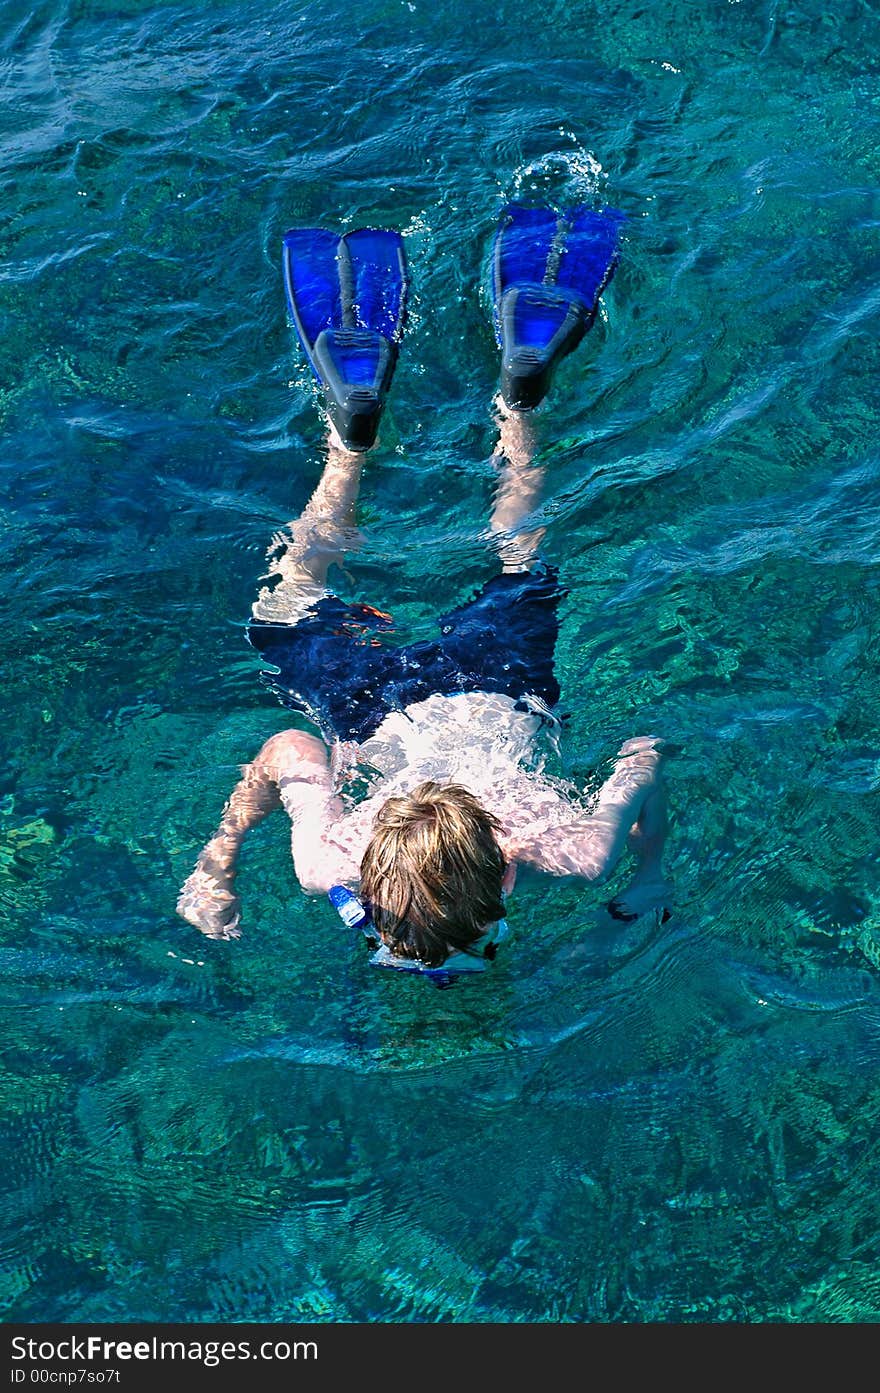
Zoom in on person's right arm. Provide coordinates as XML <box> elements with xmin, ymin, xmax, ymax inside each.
<box><xmin>176</xmin><ymin>729</ymin><xmax>340</xmax><ymax>938</ymax></box>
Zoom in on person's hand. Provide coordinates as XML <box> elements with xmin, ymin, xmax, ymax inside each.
<box><xmin>607</xmin><ymin>874</ymin><xmax>674</xmax><ymax>924</ymax></box>
<box><xmin>176</xmin><ymin>862</ymin><xmax>242</xmax><ymax>939</ymax></box>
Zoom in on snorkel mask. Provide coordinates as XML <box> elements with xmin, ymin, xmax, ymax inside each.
<box><xmin>327</xmin><ymin>885</ymin><xmax>508</xmax><ymax>989</ymax></box>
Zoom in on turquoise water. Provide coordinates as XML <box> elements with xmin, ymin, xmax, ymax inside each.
<box><xmin>4</xmin><ymin>0</ymin><xmax>880</xmax><ymax>1323</ymax></box>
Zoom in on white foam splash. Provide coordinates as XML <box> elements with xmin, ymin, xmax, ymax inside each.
<box><xmin>509</xmin><ymin>149</ymin><xmax>608</xmax><ymax>206</ymax></box>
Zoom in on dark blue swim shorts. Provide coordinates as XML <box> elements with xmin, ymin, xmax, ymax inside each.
<box><xmin>246</xmin><ymin>562</ymin><xmax>567</xmax><ymax>744</ymax></box>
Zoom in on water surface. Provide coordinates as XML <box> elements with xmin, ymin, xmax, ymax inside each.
<box><xmin>3</xmin><ymin>0</ymin><xmax>880</xmax><ymax>1323</ymax></box>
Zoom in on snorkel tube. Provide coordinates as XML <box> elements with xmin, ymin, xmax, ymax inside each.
<box><xmin>327</xmin><ymin>885</ymin><xmax>507</xmax><ymax>989</ymax></box>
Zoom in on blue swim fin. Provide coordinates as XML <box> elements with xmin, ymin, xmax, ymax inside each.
<box><xmin>282</xmin><ymin>226</ymin><xmax>409</xmax><ymax>450</ymax></box>
<box><xmin>492</xmin><ymin>204</ymin><xmax>624</xmax><ymax>410</ymax></box>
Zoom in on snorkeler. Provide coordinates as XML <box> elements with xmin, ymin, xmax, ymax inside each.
<box><xmin>176</xmin><ymin>207</ymin><xmax>672</xmax><ymax>976</ymax></box>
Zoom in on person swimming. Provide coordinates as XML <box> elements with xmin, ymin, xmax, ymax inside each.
<box><xmin>176</xmin><ymin>208</ymin><xmax>672</xmax><ymax>975</ymax></box>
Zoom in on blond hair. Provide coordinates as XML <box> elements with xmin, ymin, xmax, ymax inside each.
<box><xmin>359</xmin><ymin>781</ymin><xmax>506</xmax><ymax>967</ymax></box>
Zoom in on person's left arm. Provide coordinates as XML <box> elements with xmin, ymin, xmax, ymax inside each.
<box><xmin>508</xmin><ymin>738</ymin><xmax>669</xmax><ymax>884</ymax></box>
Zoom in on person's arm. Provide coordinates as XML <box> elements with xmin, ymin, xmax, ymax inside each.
<box><xmin>176</xmin><ymin>729</ymin><xmax>338</xmax><ymax>938</ymax></box>
<box><xmin>605</xmin><ymin>776</ymin><xmax>672</xmax><ymax>922</ymax></box>
<box><xmin>510</xmin><ymin>737</ymin><xmax>669</xmax><ymax>884</ymax></box>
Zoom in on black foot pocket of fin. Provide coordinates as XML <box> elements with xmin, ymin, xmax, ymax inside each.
<box><xmin>497</xmin><ymin>284</ymin><xmax>591</xmax><ymax>410</ymax></box>
<box><xmin>282</xmin><ymin>227</ymin><xmax>409</xmax><ymax>450</ymax></box>
<box><xmin>492</xmin><ymin>203</ymin><xmax>624</xmax><ymax>410</ymax></box>
<box><xmin>312</xmin><ymin>328</ymin><xmax>397</xmax><ymax>451</ymax></box>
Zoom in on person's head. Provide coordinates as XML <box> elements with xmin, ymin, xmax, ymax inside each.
<box><xmin>359</xmin><ymin>781</ymin><xmax>507</xmax><ymax>967</ymax></box>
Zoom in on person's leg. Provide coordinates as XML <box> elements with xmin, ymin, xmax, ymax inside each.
<box><xmin>428</xmin><ymin>396</ymin><xmax>563</xmax><ymax>713</ymax></box>
<box><xmin>251</xmin><ymin>435</ymin><xmax>365</xmax><ymax>624</ymax></box>
<box><xmin>488</xmin><ymin>397</ymin><xmax>547</xmax><ymax>571</ymax></box>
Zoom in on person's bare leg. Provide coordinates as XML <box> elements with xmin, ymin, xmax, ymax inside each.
<box><xmin>251</xmin><ymin>434</ymin><xmax>366</xmax><ymax>624</ymax></box>
<box><xmin>488</xmin><ymin>396</ymin><xmax>547</xmax><ymax>571</ymax></box>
